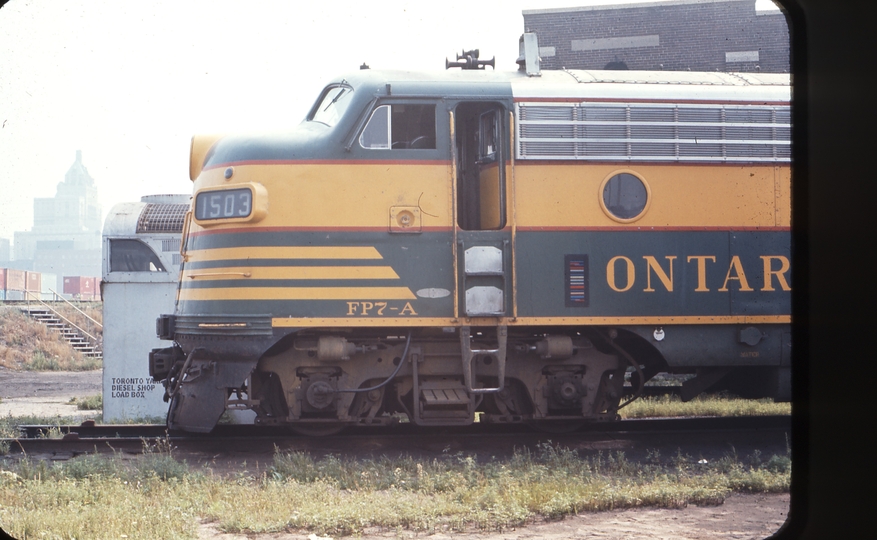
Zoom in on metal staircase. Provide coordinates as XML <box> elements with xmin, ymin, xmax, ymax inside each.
<box><xmin>19</xmin><ymin>293</ymin><xmax>102</xmax><ymax>360</ymax></box>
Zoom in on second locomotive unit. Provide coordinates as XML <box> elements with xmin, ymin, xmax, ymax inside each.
<box><xmin>150</xmin><ymin>36</ymin><xmax>791</xmax><ymax>434</ymax></box>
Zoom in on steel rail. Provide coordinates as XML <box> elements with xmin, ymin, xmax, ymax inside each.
<box><xmin>9</xmin><ymin>415</ymin><xmax>791</xmax><ymax>444</ymax></box>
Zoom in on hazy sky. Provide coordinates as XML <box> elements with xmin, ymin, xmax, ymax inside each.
<box><xmin>0</xmin><ymin>0</ymin><xmax>781</xmax><ymax>249</ymax></box>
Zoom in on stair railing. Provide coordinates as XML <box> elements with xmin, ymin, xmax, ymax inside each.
<box><xmin>23</xmin><ymin>290</ymin><xmax>102</xmax><ymax>354</ymax></box>
<box><xmin>45</xmin><ymin>288</ymin><xmax>102</xmax><ymax>330</ymax></box>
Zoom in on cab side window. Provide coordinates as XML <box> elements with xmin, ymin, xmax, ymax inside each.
<box><xmin>360</xmin><ymin>105</ymin><xmax>391</xmax><ymax>149</ymax></box>
<box><xmin>480</xmin><ymin>111</ymin><xmax>498</xmax><ymax>161</ymax></box>
<box><xmin>360</xmin><ymin>104</ymin><xmax>436</xmax><ymax>150</ymax></box>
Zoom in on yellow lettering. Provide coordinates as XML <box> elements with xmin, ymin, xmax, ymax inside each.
<box><xmin>760</xmin><ymin>255</ymin><xmax>791</xmax><ymax>291</ymax></box>
<box><xmin>346</xmin><ymin>302</ymin><xmax>359</xmax><ymax>315</ymax></box>
<box><xmin>606</xmin><ymin>256</ymin><xmax>635</xmax><ymax>292</ymax></box>
<box><xmin>376</xmin><ymin>302</ymin><xmax>387</xmax><ymax>315</ymax></box>
<box><xmin>687</xmin><ymin>255</ymin><xmax>716</xmax><ymax>292</ymax></box>
<box><xmin>399</xmin><ymin>302</ymin><xmax>418</xmax><ymax>315</ymax></box>
<box><xmin>643</xmin><ymin>256</ymin><xmax>676</xmax><ymax>292</ymax></box>
<box><xmin>719</xmin><ymin>256</ymin><xmax>754</xmax><ymax>292</ymax></box>
<box><xmin>360</xmin><ymin>301</ymin><xmax>374</xmax><ymax>315</ymax></box>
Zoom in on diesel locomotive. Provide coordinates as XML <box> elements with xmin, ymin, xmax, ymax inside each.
<box><xmin>149</xmin><ymin>36</ymin><xmax>791</xmax><ymax>434</ymax></box>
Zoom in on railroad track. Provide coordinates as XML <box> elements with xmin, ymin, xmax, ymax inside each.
<box><xmin>3</xmin><ymin>416</ymin><xmax>792</xmax><ymax>463</ymax></box>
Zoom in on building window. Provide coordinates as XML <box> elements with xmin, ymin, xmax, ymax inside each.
<box><xmin>109</xmin><ymin>239</ymin><xmax>166</xmax><ymax>272</ymax></box>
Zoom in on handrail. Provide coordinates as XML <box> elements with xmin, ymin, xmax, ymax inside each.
<box><xmin>47</xmin><ymin>287</ymin><xmax>102</xmax><ymax>328</ymax></box>
<box><xmin>23</xmin><ymin>290</ymin><xmax>100</xmax><ymax>343</ymax></box>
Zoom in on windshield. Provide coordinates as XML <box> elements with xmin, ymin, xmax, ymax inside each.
<box><xmin>309</xmin><ymin>83</ymin><xmax>354</xmax><ymax>127</ymax></box>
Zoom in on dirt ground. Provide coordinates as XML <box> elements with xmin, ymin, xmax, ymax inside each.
<box><xmin>0</xmin><ymin>367</ymin><xmax>102</xmax><ymax>418</ymax></box>
<box><xmin>0</xmin><ymin>369</ymin><xmax>792</xmax><ymax>539</ymax></box>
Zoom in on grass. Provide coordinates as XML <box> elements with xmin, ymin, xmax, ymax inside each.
<box><xmin>619</xmin><ymin>392</ymin><xmax>791</xmax><ymax>419</ymax></box>
<box><xmin>0</xmin><ymin>441</ymin><xmax>790</xmax><ymax>538</ymax></box>
<box><xmin>68</xmin><ymin>394</ymin><xmax>102</xmax><ymax>411</ymax></box>
<box><xmin>0</xmin><ymin>306</ymin><xmax>102</xmax><ymax>371</ymax></box>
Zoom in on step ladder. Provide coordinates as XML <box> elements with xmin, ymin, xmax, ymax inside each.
<box><xmin>409</xmin><ymin>326</ymin><xmax>507</xmax><ymax>426</ymax></box>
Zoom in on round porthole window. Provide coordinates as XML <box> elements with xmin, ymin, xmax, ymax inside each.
<box><xmin>600</xmin><ymin>171</ymin><xmax>650</xmax><ymax>222</ymax></box>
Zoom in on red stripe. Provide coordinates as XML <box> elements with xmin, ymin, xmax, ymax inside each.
<box><xmin>517</xmin><ymin>226</ymin><xmax>791</xmax><ymax>232</ymax></box>
<box><xmin>514</xmin><ymin>96</ymin><xmax>789</xmax><ymax>106</ymax></box>
<box><xmin>190</xmin><ymin>225</ymin><xmax>789</xmax><ymax>237</ymax></box>
<box><xmin>204</xmin><ymin>159</ymin><xmax>450</xmax><ymax>171</ymax></box>
<box><xmin>189</xmin><ymin>225</ymin><xmax>455</xmax><ymax>237</ymax></box>
<box><xmin>513</xmin><ymin>159</ymin><xmax>792</xmax><ymax>167</ymax></box>
<box><xmin>203</xmin><ymin>158</ymin><xmax>790</xmax><ymax>170</ymax></box>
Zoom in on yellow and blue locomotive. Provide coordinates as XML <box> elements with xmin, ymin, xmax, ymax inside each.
<box><xmin>150</xmin><ymin>38</ymin><xmax>791</xmax><ymax>433</ymax></box>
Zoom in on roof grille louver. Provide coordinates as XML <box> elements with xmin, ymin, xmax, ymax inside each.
<box><xmin>136</xmin><ymin>203</ymin><xmax>189</xmax><ymax>234</ymax></box>
<box><xmin>516</xmin><ymin>102</ymin><xmax>791</xmax><ymax>163</ymax></box>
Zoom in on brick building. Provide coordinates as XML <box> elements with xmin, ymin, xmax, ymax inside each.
<box><xmin>522</xmin><ymin>0</ymin><xmax>789</xmax><ymax>73</ymax></box>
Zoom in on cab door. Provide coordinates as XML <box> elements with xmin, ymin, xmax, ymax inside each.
<box><xmin>452</xmin><ymin>102</ymin><xmax>513</xmax><ymax>318</ymax></box>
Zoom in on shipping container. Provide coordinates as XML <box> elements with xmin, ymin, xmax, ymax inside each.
<box><xmin>5</xmin><ymin>290</ymin><xmax>25</xmax><ymax>301</ymax></box>
<box><xmin>63</xmin><ymin>276</ymin><xmax>96</xmax><ymax>297</ymax></box>
<box><xmin>6</xmin><ymin>269</ymin><xmax>26</xmax><ymax>291</ymax></box>
<box><xmin>0</xmin><ymin>268</ymin><xmax>6</xmax><ymax>292</ymax></box>
<box><xmin>25</xmin><ymin>271</ymin><xmax>41</xmax><ymax>293</ymax></box>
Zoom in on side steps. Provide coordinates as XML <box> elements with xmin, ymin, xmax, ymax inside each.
<box><xmin>460</xmin><ymin>326</ymin><xmax>507</xmax><ymax>393</ymax></box>
<box><xmin>409</xmin><ymin>326</ymin><xmax>508</xmax><ymax>426</ymax></box>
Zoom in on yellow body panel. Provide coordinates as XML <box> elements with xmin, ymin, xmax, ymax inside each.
<box><xmin>192</xmin><ymin>162</ymin><xmax>452</xmax><ymax>232</ymax></box>
<box><xmin>774</xmin><ymin>166</ymin><xmax>792</xmax><ymax>226</ymax></box>
<box><xmin>479</xmin><ymin>165</ymin><xmax>503</xmax><ymax>229</ymax></box>
<box><xmin>513</xmin><ymin>163</ymin><xmax>791</xmax><ymax>228</ymax></box>
<box><xmin>191</xmin><ymin>161</ymin><xmax>790</xmax><ymax>232</ymax></box>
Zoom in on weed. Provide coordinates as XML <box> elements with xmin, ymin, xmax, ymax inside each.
<box><xmin>13</xmin><ymin>456</ymin><xmax>53</xmax><ymax>481</ymax></box>
<box><xmin>763</xmin><ymin>454</ymin><xmax>791</xmax><ymax>473</ymax></box>
<box><xmin>138</xmin><ymin>435</ymin><xmax>190</xmax><ymax>481</ymax></box>
<box><xmin>38</xmin><ymin>425</ymin><xmax>64</xmax><ymax>439</ymax></box>
<box><xmin>60</xmin><ymin>452</ymin><xmax>126</xmax><ymax>479</ymax></box>
<box><xmin>70</xmin><ymin>394</ymin><xmax>102</xmax><ymax>410</ymax></box>
<box><xmin>25</xmin><ymin>351</ymin><xmax>63</xmax><ymax>371</ymax></box>
<box><xmin>620</xmin><ymin>393</ymin><xmax>791</xmax><ymax>418</ymax></box>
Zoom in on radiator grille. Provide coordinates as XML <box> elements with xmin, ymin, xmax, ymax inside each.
<box><xmin>137</xmin><ymin>204</ymin><xmax>189</xmax><ymax>233</ymax></box>
<box><xmin>517</xmin><ymin>102</ymin><xmax>790</xmax><ymax>163</ymax></box>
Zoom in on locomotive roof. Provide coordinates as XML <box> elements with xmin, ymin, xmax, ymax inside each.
<box><xmin>199</xmin><ymin>68</ymin><xmax>790</xmax><ymax>169</ymax></box>
<box><xmin>335</xmin><ymin>68</ymin><xmax>791</xmax><ymax>103</ymax></box>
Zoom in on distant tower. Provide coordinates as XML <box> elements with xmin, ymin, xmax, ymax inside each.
<box><xmin>12</xmin><ymin>150</ymin><xmax>103</xmax><ymax>280</ymax></box>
